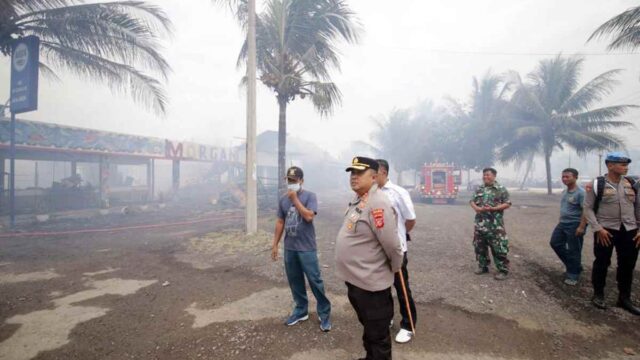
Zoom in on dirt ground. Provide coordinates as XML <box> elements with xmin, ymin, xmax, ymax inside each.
<box><xmin>0</xmin><ymin>190</ymin><xmax>639</xmax><ymax>360</ymax></box>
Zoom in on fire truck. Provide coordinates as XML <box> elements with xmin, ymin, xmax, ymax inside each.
<box><xmin>415</xmin><ymin>163</ymin><xmax>462</xmax><ymax>204</ymax></box>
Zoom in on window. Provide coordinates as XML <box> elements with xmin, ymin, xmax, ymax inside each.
<box><xmin>432</xmin><ymin>171</ymin><xmax>446</xmax><ymax>185</ymax></box>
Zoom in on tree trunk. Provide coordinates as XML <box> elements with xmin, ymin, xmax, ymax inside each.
<box><xmin>277</xmin><ymin>97</ymin><xmax>287</xmax><ymax>195</ymax></box>
<box><xmin>519</xmin><ymin>155</ymin><xmax>534</xmax><ymax>190</ymax></box>
<box><xmin>544</xmin><ymin>151</ymin><xmax>552</xmax><ymax>195</ymax></box>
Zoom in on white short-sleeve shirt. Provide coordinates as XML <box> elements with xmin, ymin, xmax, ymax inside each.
<box><xmin>380</xmin><ymin>180</ymin><xmax>417</xmax><ymax>252</ymax></box>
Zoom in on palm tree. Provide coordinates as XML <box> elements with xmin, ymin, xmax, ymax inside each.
<box><xmin>500</xmin><ymin>55</ymin><xmax>636</xmax><ymax>195</ymax></box>
<box><xmin>371</xmin><ymin>108</ymin><xmax>419</xmax><ymax>183</ymax></box>
<box><xmin>448</xmin><ymin>71</ymin><xmax>511</xmax><ymax>171</ymax></box>
<box><xmin>238</xmin><ymin>0</ymin><xmax>360</xmax><ymax>193</ymax></box>
<box><xmin>589</xmin><ymin>5</ymin><xmax>640</xmax><ymax>51</ymax></box>
<box><xmin>1</xmin><ymin>0</ymin><xmax>172</xmax><ymax>114</ymax></box>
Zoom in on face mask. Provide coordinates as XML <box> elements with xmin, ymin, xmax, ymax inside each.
<box><xmin>287</xmin><ymin>183</ymin><xmax>301</xmax><ymax>192</ymax></box>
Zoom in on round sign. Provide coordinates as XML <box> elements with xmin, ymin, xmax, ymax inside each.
<box><xmin>13</xmin><ymin>43</ymin><xmax>29</xmax><ymax>72</ymax></box>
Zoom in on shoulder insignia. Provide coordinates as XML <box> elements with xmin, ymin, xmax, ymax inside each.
<box><xmin>372</xmin><ymin>208</ymin><xmax>384</xmax><ymax>229</ymax></box>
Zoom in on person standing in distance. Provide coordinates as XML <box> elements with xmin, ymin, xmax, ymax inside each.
<box><xmin>549</xmin><ymin>168</ymin><xmax>587</xmax><ymax>286</ymax></box>
<box><xmin>469</xmin><ymin>167</ymin><xmax>512</xmax><ymax>280</ymax></box>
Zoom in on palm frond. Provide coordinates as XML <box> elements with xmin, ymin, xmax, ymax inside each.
<box><xmin>589</xmin><ymin>6</ymin><xmax>640</xmax><ymax>50</ymax></box>
<box><xmin>2</xmin><ymin>1</ymin><xmax>172</xmax><ymax>114</ymax></box>
<box><xmin>559</xmin><ymin>69</ymin><xmax>622</xmax><ymax>114</ymax></box>
<box><xmin>211</xmin><ymin>0</ymin><xmax>248</xmax><ymax>27</ymax></box>
<box><xmin>237</xmin><ymin>0</ymin><xmax>358</xmax><ymax>117</ymax></box>
<box><xmin>528</xmin><ymin>55</ymin><xmax>583</xmax><ymax>111</ymax></box>
<box><xmin>42</xmin><ymin>40</ymin><xmax>168</xmax><ymax>114</ymax></box>
<box><xmin>39</xmin><ymin>61</ymin><xmax>61</xmax><ymax>81</ymax></box>
<box><xmin>498</xmin><ymin>134</ymin><xmax>542</xmax><ymax>163</ymax></box>
<box><xmin>571</xmin><ymin>104</ymin><xmax>637</xmax><ymax>126</ymax></box>
<box><xmin>557</xmin><ymin>130</ymin><xmax>624</xmax><ymax>155</ymax></box>
<box><xmin>305</xmin><ymin>80</ymin><xmax>341</xmax><ymax>116</ymax></box>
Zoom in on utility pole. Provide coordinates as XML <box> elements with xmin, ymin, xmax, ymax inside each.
<box><xmin>9</xmin><ymin>111</ymin><xmax>15</xmax><ymax>228</ymax></box>
<box><xmin>245</xmin><ymin>0</ymin><xmax>258</xmax><ymax>234</ymax></box>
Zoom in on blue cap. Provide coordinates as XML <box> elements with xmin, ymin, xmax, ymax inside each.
<box><xmin>605</xmin><ymin>151</ymin><xmax>632</xmax><ymax>164</ymax></box>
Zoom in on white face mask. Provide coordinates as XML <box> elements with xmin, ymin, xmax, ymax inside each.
<box><xmin>287</xmin><ymin>183</ymin><xmax>301</xmax><ymax>192</ymax></box>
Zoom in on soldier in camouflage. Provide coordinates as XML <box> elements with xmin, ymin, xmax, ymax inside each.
<box><xmin>469</xmin><ymin>167</ymin><xmax>512</xmax><ymax>280</ymax></box>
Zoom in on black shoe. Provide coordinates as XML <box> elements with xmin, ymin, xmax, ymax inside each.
<box><xmin>474</xmin><ymin>267</ymin><xmax>489</xmax><ymax>275</ymax></box>
<box><xmin>592</xmin><ymin>294</ymin><xmax>607</xmax><ymax>309</ymax></box>
<box><xmin>617</xmin><ymin>298</ymin><xmax>640</xmax><ymax>316</ymax></box>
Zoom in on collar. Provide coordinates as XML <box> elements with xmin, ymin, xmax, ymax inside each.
<box><xmin>482</xmin><ymin>181</ymin><xmax>499</xmax><ymax>189</ymax></box>
<box><xmin>351</xmin><ymin>184</ymin><xmax>378</xmax><ymax>206</ymax></box>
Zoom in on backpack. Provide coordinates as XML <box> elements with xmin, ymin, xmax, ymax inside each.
<box><xmin>593</xmin><ymin>176</ymin><xmax>638</xmax><ymax>214</ymax></box>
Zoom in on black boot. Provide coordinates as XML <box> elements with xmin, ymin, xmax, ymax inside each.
<box><xmin>617</xmin><ymin>297</ymin><xmax>640</xmax><ymax>316</ymax></box>
<box><xmin>591</xmin><ymin>294</ymin><xmax>607</xmax><ymax>309</ymax></box>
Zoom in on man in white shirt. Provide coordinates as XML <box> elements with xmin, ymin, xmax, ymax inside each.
<box><xmin>376</xmin><ymin>159</ymin><xmax>418</xmax><ymax>344</ymax></box>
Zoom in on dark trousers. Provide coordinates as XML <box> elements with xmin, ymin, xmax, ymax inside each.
<box><xmin>393</xmin><ymin>252</ymin><xmax>417</xmax><ymax>331</ymax></box>
<box><xmin>346</xmin><ymin>282</ymin><xmax>393</xmax><ymax>360</ymax></box>
<box><xmin>549</xmin><ymin>222</ymin><xmax>584</xmax><ymax>279</ymax></box>
<box><xmin>592</xmin><ymin>225</ymin><xmax>640</xmax><ymax>299</ymax></box>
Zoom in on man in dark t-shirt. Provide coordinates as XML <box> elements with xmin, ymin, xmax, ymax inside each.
<box><xmin>271</xmin><ymin>166</ymin><xmax>332</xmax><ymax>331</ymax></box>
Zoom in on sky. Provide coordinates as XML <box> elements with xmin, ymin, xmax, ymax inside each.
<box><xmin>2</xmin><ymin>0</ymin><xmax>640</xmax><ymax>180</ymax></box>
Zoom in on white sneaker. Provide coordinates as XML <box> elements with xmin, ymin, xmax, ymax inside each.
<box><xmin>395</xmin><ymin>328</ymin><xmax>413</xmax><ymax>343</ymax></box>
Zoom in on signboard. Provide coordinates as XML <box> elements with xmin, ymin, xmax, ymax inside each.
<box><xmin>0</xmin><ymin>118</ymin><xmax>240</xmax><ymax>163</ymax></box>
<box><xmin>0</xmin><ymin>119</ymin><xmax>165</xmax><ymax>157</ymax></box>
<box><xmin>165</xmin><ymin>140</ymin><xmax>241</xmax><ymax>162</ymax></box>
<box><xmin>10</xmin><ymin>36</ymin><xmax>40</xmax><ymax>114</ymax></box>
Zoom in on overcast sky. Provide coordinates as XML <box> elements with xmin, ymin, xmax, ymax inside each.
<box><xmin>2</xmin><ymin>0</ymin><xmax>640</xmax><ymax>176</ymax></box>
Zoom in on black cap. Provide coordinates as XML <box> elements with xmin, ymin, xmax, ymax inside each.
<box><xmin>285</xmin><ymin>166</ymin><xmax>304</xmax><ymax>180</ymax></box>
<box><xmin>345</xmin><ymin>156</ymin><xmax>379</xmax><ymax>172</ymax></box>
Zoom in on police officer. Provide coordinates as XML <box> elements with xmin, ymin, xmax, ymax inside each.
<box><xmin>336</xmin><ymin>156</ymin><xmax>404</xmax><ymax>360</ymax></box>
<box><xmin>469</xmin><ymin>167</ymin><xmax>512</xmax><ymax>280</ymax></box>
<box><xmin>583</xmin><ymin>152</ymin><xmax>640</xmax><ymax>315</ymax></box>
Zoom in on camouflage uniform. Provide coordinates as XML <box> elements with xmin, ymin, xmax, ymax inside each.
<box><xmin>471</xmin><ymin>182</ymin><xmax>511</xmax><ymax>273</ymax></box>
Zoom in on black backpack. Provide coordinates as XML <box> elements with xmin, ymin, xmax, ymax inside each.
<box><xmin>593</xmin><ymin>176</ymin><xmax>638</xmax><ymax>214</ymax></box>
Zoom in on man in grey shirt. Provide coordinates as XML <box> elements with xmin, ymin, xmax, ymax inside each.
<box><xmin>271</xmin><ymin>166</ymin><xmax>332</xmax><ymax>331</ymax></box>
<box><xmin>583</xmin><ymin>152</ymin><xmax>640</xmax><ymax>315</ymax></box>
<box><xmin>549</xmin><ymin>168</ymin><xmax>587</xmax><ymax>286</ymax></box>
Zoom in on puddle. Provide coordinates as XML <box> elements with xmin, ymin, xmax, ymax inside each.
<box><xmin>82</xmin><ymin>268</ymin><xmax>120</xmax><ymax>277</ymax></box>
<box><xmin>0</xmin><ymin>277</ymin><xmax>156</xmax><ymax>360</ymax></box>
<box><xmin>186</xmin><ymin>287</ymin><xmax>350</xmax><ymax>328</ymax></box>
<box><xmin>0</xmin><ymin>269</ymin><xmax>60</xmax><ymax>284</ymax></box>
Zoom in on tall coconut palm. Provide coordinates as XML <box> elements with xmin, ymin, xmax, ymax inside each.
<box><xmin>589</xmin><ymin>5</ymin><xmax>640</xmax><ymax>51</ymax></box>
<box><xmin>500</xmin><ymin>55</ymin><xmax>636</xmax><ymax>195</ymax></box>
<box><xmin>448</xmin><ymin>71</ymin><xmax>511</xmax><ymax>171</ymax></box>
<box><xmin>1</xmin><ymin>0</ymin><xmax>172</xmax><ymax>114</ymax></box>
<box><xmin>238</xmin><ymin>0</ymin><xmax>360</xmax><ymax>193</ymax></box>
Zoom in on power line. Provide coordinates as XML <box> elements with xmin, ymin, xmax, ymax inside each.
<box><xmin>382</xmin><ymin>45</ymin><xmax>640</xmax><ymax>57</ymax></box>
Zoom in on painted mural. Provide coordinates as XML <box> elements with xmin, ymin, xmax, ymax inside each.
<box><xmin>0</xmin><ymin>118</ymin><xmax>239</xmax><ymax>163</ymax></box>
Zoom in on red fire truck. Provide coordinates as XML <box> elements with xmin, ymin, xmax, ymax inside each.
<box><xmin>416</xmin><ymin>163</ymin><xmax>462</xmax><ymax>204</ymax></box>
